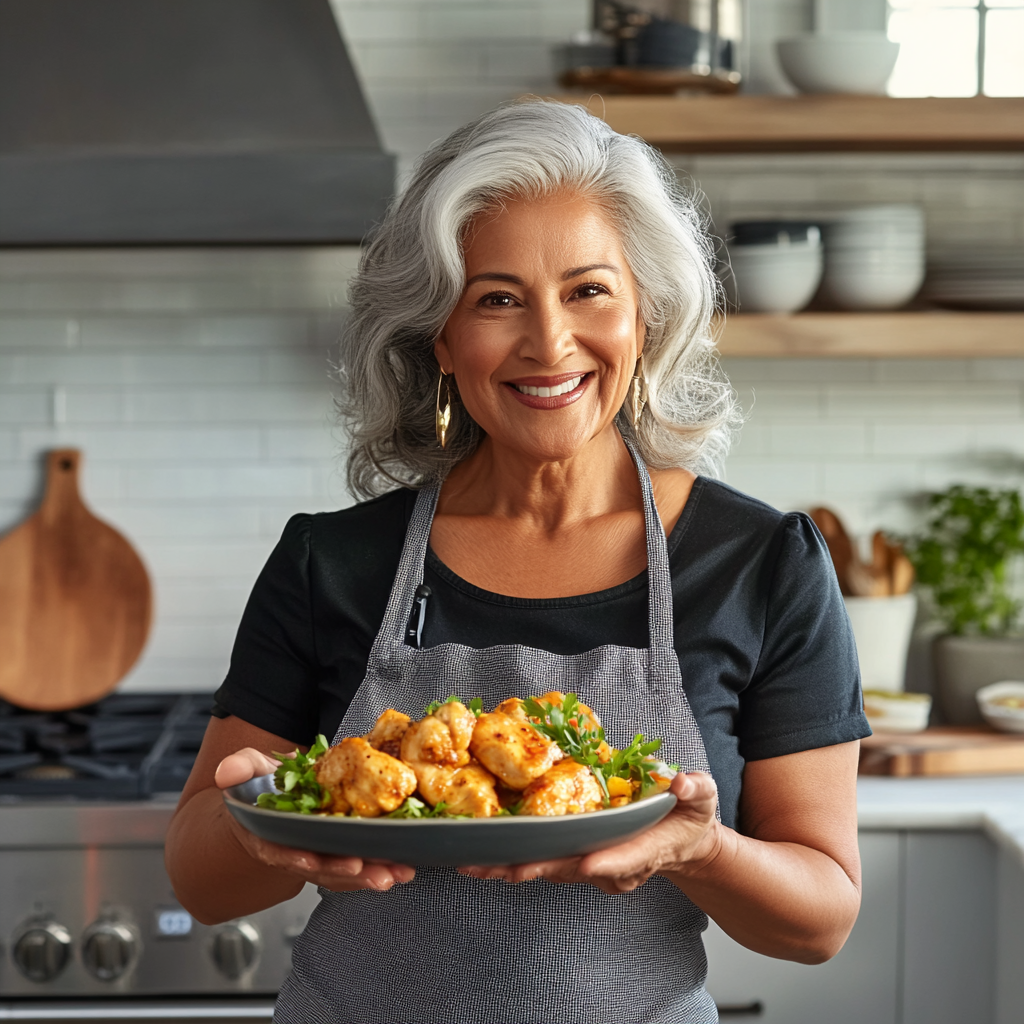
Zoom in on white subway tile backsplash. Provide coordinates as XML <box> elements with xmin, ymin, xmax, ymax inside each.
<box><xmin>821</xmin><ymin>459</ymin><xmax>925</xmax><ymax>497</ymax></box>
<box><xmin>119</xmin><ymin>656</ymin><xmax>230</xmax><ymax>694</ymax></box>
<box><xmin>421</xmin><ymin>5</ymin><xmax>540</xmax><ymax>40</ymax></box>
<box><xmin>0</xmin><ymin>389</ymin><xmax>54</xmax><ymax>425</ymax></box>
<box><xmin>723</xmin><ymin>458</ymin><xmax>822</xmax><ymax>498</ymax></box>
<box><xmin>121</xmin><ymin>388</ymin><xmax>334</xmax><ymax>424</ymax></box>
<box><xmin>824</xmin><ymin>385</ymin><xmax>1021</xmax><ymax>420</ymax></box>
<box><xmin>17</xmin><ymin>427</ymin><xmax>262</xmax><ymax>462</ymax></box>
<box><xmin>770</xmin><ymin>422</ymin><xmax>868</xmax><ymax>457</ymax></box>
<box><xmin>123</xmin><ymin>464</ymin><xmax>318</xmax><ymax>501</ymax></box>
<box><xmin>156</xmin><ymin>582</ymin><xmax>252</xmax><ymax>620</ymax></box>
<box><xmin>264</xmin><ymin>426</ymin><xmax>341</xmax><ymax>461</ymax></box>
<box><xmin>333</xmin><ymin>3</ymin><xmax>419</xmax><ymax>42</ymax></box>
<box><xmin>0</xmin><ymin>318</ymin><xmax>74</xmax><ymax>349</ymax></box>
<box><xmin>141</xmin><ymin>541</ymin><xmax>277</xmax><ymax>578</ymax></box>
<box><xmin>104</xmin><ymin>505</ymin><xmax>262</xmax><ymax>540</ymax></box>
<box><xmin>145</xmin><ymin>621</ymin><xmax>243</xmax><ymax>660</ymax></box>
<box><xmin>870</xmin><ymin>423</ymin><xmax>975</xmax><ymax>457</ymax></box>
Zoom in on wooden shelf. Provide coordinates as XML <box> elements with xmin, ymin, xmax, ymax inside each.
<box><xmin>552</xmin><ymin>95</ymin><xmax>1024</xmax><ymax>152</ymax></box>
<box><xmin>716</xmin><ymin>311</ymin><xmax>1024</xmax><ymax>358</ymax></box>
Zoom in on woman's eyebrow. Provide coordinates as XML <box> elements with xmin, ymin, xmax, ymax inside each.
<box><xmin>562</xmin><ymin>263</ymin><xmax>621</xmax><ymax>279</ymax></box>
<box><xmin>465</xmin><ymin>272</ymin><xmax>524</xmax><ymax>286</ymax></box>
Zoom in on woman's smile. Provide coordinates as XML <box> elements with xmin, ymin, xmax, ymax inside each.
<box><xmin>505</xmin><ymin>371</ymin><xmax>591</xmax><ymax>408</ymax></box>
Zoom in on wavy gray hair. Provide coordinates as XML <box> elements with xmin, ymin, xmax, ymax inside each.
<box><xmin>339</xmin><ymin>98</ymin><xmax>737</xmax><ymax>498</ymax></box>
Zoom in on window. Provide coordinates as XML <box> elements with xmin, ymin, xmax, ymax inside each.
<box><xmin>887</xmin><ymin>0</ymin><xmax>1024</xmax><ymax>97</ymax></box>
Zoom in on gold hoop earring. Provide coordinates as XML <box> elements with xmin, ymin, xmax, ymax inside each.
<box><xmin>628</xmin><ymin>353</ymin><xmax>647</xmax><ymax>430</ymax></box>
<box><xmin>435</xmin><ymin>370</ymin><xmax>452</xmax><ymax>448</ymax></box>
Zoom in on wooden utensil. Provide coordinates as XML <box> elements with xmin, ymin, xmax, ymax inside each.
<box><xmin>0</xmin><ymin>449</ymin><xmax>152</xmax><ymax>711</ymax></box>
<box><xmin>810</xmin><ymin>507</ymin><xmax>856</xmax><ymax>595</ymax></box>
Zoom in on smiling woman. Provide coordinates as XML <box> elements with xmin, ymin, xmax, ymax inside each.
<box><xmin>165</xmin><ymin>99</ymin><xmax>871</xmax><ymax>1024</ymax></box>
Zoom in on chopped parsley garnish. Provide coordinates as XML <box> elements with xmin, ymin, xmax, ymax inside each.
<box><xmin>423</xmin><ymin>695</ymin><xmax>483</xmax><ymax>718</ymax></box>
<box><xmin>255</xmin><ymin>733</ymin><xmax>331</xmax><ymax>814</ymax></box>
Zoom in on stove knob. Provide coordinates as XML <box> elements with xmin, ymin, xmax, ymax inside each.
<box><xmin>82</xmin><ymin>921</ymin><xmax>138</xmax><ymax>981</ymax></box>
<box><xmin>13</xmin><ymin>922</ymin><xmax>72</xmax><ymax>983</ymax></box>
<box><xmin>210</xmin><ymin>921</ymin><xmax>260</xmax><ymax>980</ymax></box>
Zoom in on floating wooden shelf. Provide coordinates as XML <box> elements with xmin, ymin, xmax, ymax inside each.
<box><xmin>716</xmin><ymin>311</ymin><xmax>1024</xmax><ymax>358</ymax></box>
<box><xmin>552</xmin><ymin>95</ymin><xmax>1024</xmax><ymax>152</ymax></box>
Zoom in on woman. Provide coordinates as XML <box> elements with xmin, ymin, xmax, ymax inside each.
<box><xmin>166</xmin><ymin>99</ymin><xmax>869</xmax><ymax>1024</ymax></box>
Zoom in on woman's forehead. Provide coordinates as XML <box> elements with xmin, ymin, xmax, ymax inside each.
<box><xmin>462</xmin><ymin>192</ymin><xmax>627</xmax><ymax>274</ymax></box>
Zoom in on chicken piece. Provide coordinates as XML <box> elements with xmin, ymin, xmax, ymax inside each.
<box><xmin>494</xmin><ymin>697</ymin><xmax>529</xmax><ymax>721</ymax></box>
<box><xmin>314</xmin><ymin>737</ymin><xmax>417</xmax><ymax>817</ymax></box>
<box><xmin>364</xmin><ymin>708</ymin><xmax>412</xmax><ymax>759</ymax></box>
<box><xmin>470</xmin><ymin>710</ymin><xmax>563</xmax><ymax>790</ymax></box>
<box><xmin>518</xmin><ymin>760</ymin><xmax>604</xmax><ymax>816</ymax></box>
<box><xmin>400</xmin><ymin>700</ymin><xmax>476</xmax><ymax>769</ymax></box>
<box><xmin>530</xmin><ymin>691</ymin><xmax>613</xmax><ymax>763</ymax></box>
<box><xmin>416</xmin><ymin>762</ymin><xmax>501</xmax><ymax>818</ymax></box>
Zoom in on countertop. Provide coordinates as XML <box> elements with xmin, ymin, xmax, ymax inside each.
<box><xmin>858</xmin><ymin>775</ymin><xmax>1024</xmax><ymax>869</ymax></box>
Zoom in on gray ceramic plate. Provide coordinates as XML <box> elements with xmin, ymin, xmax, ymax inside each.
<box><xmin>224</xmin><ymin>774</ymin><xmax>676</xmax><ymax>867</ymax></box>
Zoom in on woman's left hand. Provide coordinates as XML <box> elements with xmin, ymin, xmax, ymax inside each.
<box><xmin>458</xmin><ymin>771</ymin><xmax>721</xmax><ymax>894</ymax></box>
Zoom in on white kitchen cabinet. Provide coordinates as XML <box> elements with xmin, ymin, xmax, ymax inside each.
<box><xmin>704</xmin><ymin>829</ymin><xmax>1007</xmax><ymax>1024</ymax></box>
<box><xmin>703</xmin><ymin>832</ymin><xmax>901</xmax><ymax>1024</ymax></box>
<box><xmin>903</xmin><ymin>831</ymin><xmax>996</xmax><ymax>1024</ymax></box>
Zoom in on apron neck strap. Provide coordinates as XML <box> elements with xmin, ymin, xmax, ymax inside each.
<box><xmin>378</xmin><ymin>437</ymin><xmax>675</xmax><ymax>654</ymax></box>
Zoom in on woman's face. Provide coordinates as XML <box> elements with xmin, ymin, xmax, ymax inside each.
<box><xmin>435</xmin><ymin>191</ymin><xmax>644</xmax><ymax>464</ymax></box>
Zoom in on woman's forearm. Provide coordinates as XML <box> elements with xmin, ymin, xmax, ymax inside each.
<box><xmin>666</xmin><ymin>824</ymin><xmax>861</xmax><ymax>964</ymax></box>
<box><xmin>165</xmin><ymin>787</ymin><xmax>304</xmax><ymax>925</ymax></box>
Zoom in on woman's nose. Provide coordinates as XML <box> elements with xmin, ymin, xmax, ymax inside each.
<box><xmin>519</xmin><ymin>298</ymin><xmax>577</xmax><ymax>366</ymax></box>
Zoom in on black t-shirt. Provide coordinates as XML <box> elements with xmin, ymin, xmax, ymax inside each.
<box><xmin>214</xmin><ymin>477</ymin><xmax>869</xmax><ymax>829</ymax></box>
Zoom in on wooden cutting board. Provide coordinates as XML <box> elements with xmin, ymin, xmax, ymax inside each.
<box><xmin>859</xmin><ymin>726</ymin><xmax>1024</xmax><ymax>777</ymax></box>
<box><xmin>0</xmin><ymin>449</ymin><xmax>152</xmax><ymax>710</ymax></box>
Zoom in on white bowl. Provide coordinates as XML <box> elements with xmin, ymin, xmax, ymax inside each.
<box><xmin>824</xmin><ymin>252</ymin><xmax>925</xmax><ymax>310</ymax></box>
<box><xmin>976</xmin><ymin>681</ymin><xmax>1024</xmax><ymax>734</ymax></box>
<box><xmin>725</xmin><ymin>242</ymin><xmax>823</xmax><ymax>313</ymax></box>
<box><xmin>777</xmin><ymin>32</ymin><xmax>900</xmax><ymax>95</ymax></box>
<box><xmin>825</xmin><ymin>206</ymin><xmax>924</xmax><ymax>251</ymax></box>
<box><xmin>863</xmin><ymin>690</ymin><xmax>932</xmax><ymax>733</ymax></box>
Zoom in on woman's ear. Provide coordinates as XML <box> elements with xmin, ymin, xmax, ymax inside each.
<box><xmin>434</xmin><ymin>335</ymin><xmax>452</xmax><ymax>375</ymax></box>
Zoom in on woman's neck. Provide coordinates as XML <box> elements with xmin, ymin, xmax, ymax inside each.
<box><xmin>437</xmin><ymin>427</ymin><xmax>641</xmax><ymax>535</ymax></box>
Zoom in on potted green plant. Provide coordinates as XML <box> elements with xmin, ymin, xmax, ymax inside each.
<box><xmin>905</xmin><ymin>485</ymin><xmax>1024</xmax><ymax>724</ymax></box>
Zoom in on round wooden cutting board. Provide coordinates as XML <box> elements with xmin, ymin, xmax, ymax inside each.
<box><xmin>0</xmin><ymin>449</ymin><xmax>152</xmax><ymax>711</ymax></box>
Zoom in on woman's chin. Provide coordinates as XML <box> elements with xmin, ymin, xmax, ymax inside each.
<box><xmin>486</xmin><ymin>422</ymin><xmax>619</xmax><ymax>465</ymax></box>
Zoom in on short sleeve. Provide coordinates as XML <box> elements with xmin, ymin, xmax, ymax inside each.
<box><xmin>736</xmin><ymin>513</ymin><xmax>870</xmax><ymax>761</ymax></box>
<box><xmin>213</xmin><ymin>514</ymin><xmax>321</xmax><ymax>745</ymax></box>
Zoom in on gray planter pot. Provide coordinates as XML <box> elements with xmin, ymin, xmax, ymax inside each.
<box><xmin>932</xmin><ymin>634</ymin><xmax>1024</xmax><ymax>725</ymax></box>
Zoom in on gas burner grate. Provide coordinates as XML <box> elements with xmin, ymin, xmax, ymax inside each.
<box><xmin>0</xmin><ymin>693</ymin><xmax>213</xmax><ymax>800</ymax></box>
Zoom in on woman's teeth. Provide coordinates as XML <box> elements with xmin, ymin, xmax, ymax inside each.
<box><xmin>514</xmin><ymin>375</ymin><xmax>583</xmax><ymax>398</ymax></box>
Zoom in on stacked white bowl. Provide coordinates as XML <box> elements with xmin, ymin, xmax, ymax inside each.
<box><xmin>723</xmin><ymin>221</ymin><xmax>823</xmax><ymax>314</ymax></box>
<box><xmin>822</xmin><ymin>205</ymin><xmax>925</xmax><ymax>310</ymax></box>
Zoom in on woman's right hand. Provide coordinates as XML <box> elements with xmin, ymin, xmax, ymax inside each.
<box><xmin>214</xmin><ymin>746</ymin><xmax>416</xmax><ymax>893</ymax></box>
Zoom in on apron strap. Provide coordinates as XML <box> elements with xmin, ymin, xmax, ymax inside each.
<box><xmin>374</xmin><ymin>437</ymin><xmax>676</xmax><ymax>657</ymax></box>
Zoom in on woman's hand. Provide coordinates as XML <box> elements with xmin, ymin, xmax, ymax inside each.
<box><xmin>214</xmin><ymin>746</ymin><xmax>416</xmax><ymax>894</ymax></box>
<box><xmin>458</xmin><ymin>771</ymin><xmax>720</xmax><ymax>894</ymax></box>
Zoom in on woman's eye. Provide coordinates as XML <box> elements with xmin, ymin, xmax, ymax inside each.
<box><xmin>572</xmin><ymin>283</ymin><xmax>609</xmax><ymax>300</ymax></box>
<box><xmin>480</xmin><ymin>292</ymin><xmax>516</xmax><ymax>308</ymax></box>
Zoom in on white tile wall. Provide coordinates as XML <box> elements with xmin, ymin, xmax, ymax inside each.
<box><xmin>1</xmin><ymin>0</ymin><xmax>1022</xmax><ymax>699</ymax></box>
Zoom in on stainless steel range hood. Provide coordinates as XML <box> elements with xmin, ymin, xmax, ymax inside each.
<box><xmin>0</xmin><ymin>0</ymin><xmax>395</xmax><ymax>245</ymax></box>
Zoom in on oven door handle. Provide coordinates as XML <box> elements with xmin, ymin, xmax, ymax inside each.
<box><xmin>0</xmin><ymin>1003</ymin><xmax>275</xmax><ymax>1021</ymax></box>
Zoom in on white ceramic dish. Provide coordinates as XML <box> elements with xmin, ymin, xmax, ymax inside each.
<box><xmin>776</xmin><ymin>32</ymin><xmax>900</xmax><ymax>95</ymax></box>
<box><xmin>224</xmin><ymin>774</ymin><xmax>678</xmax><ymax>867</ymax></box>
<box><xmin>844</xmin><ymin>594</ymin><xmax>917</xmax><ymax>693</ymax></box>
<box><xmin>863</xmin><ymin>690</ymin><xmax>932</xmax><ymax>733</ymax></box>
<box><xmin>824</xmin><ymin>252</ymin><xmax>925</xmax><ymax>310</ymax></box>
<box><xmin>724</xmin><ymin>242</ymin><xmax>823</xmax><ymax>313</ymax></box>
<box><xmin>976</xmin><ymin>681</ymin><xmax>1024</xmax><ymax>734</ymax></box>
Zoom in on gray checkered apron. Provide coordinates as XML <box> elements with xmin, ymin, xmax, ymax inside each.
<box><xmin>274</xmin><ymin>442</ymin><xmax>718</xmax><ymax>1024</ymax></box>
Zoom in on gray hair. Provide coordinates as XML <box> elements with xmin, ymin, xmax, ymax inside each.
<box><xmin>339</xmin><ymin>98</ymin><xmax>738</xmax><ymax>498</ymax></box>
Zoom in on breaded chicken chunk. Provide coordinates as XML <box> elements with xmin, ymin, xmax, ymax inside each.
<box><xmin>364</xmin><ymin>708</ymin><xmax>412</xmax><ymax>759</ymax></box>
<box><xmin>470</xmin><ymin>710</ymin><xmax>563</xmax><ymax>790</ymax></box>
<box><xmin>314</xmin><ymin>737</ymin><xmax>417</xmax><ymax>817</ymax></box>
<box><xmin>518</xmin><ymin>759</ymin><xmax>604</xmax><ymax>816</ymax></box>
<box><xmin>400</xmin><ymin>700</ymin><xmax>476</xmax><ymax>768</ymax></box>
<box><xmin>416</xmin><ymin>762</ymin><xmax>501</xmax><ymax>817</ymax></box>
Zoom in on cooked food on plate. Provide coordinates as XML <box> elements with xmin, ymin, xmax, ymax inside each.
<box><xmin>255</xmin><ymin>692</ymin><xmax>675</xmax><ymax>819</ymax></box>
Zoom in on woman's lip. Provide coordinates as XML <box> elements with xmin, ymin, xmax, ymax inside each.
<box><xmin>506</xmin><ymin>371</ymin><xmax>590</xmax><ymax>387</ymax></box>
<box><xmin>503</xmin><ymin>373</ymin><xmax>590</xmax><ymax>409</ymax></box>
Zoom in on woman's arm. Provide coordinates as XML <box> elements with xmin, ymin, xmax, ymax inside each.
<box><xmin>460</xmin><ymin>740</ymin><xmax>861</xmax><ymax>965</ymax></box>
<box><xmin>165</xmin><ymin>715</ymin><xmax>415</xmax><ymax>926</ymax></box>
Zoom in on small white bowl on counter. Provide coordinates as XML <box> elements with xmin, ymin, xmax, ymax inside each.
<box><xmin>976</xmin><ymin>681</ymin><xmax>1024</xmax><ymax>734</ymax></box>
<box><xmin>776</xmin><ymin>32</ymin><xmax>900</xmax><ymax>95</ymax></box>
<box><xmin>722</xmin><ymin>221</ymin><xmax>823</xmax><ymax>314</ymax></box>
<box><xmin>863</xmin><ymin>689</ymin><xmax>932</xmax><ymax>733</ymax></box>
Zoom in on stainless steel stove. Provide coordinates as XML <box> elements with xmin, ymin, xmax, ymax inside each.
<box><xmin>0</xmin><ymin>694</ymin><xmax>317</xmax><ymax>1021</ymax></box>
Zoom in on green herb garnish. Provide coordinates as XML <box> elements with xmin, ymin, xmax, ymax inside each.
<box><xmin>423</xmin><ymin>695</ymin><xmax>483</xmax><ymax>718</ymax></box>
<box><xmin>255</xmin><ymin>733</ymin><xmax>331</xmax><ymax>814</ymax></box>
<box><xmin>522</xmin><ymin>694</ymin><xmax>671</xmax><ymax>807</ymax></box>
<box><xmin>385</xmin><ymin>797</ymin><xmax>472</xmax><ymax>819</ymax></box>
